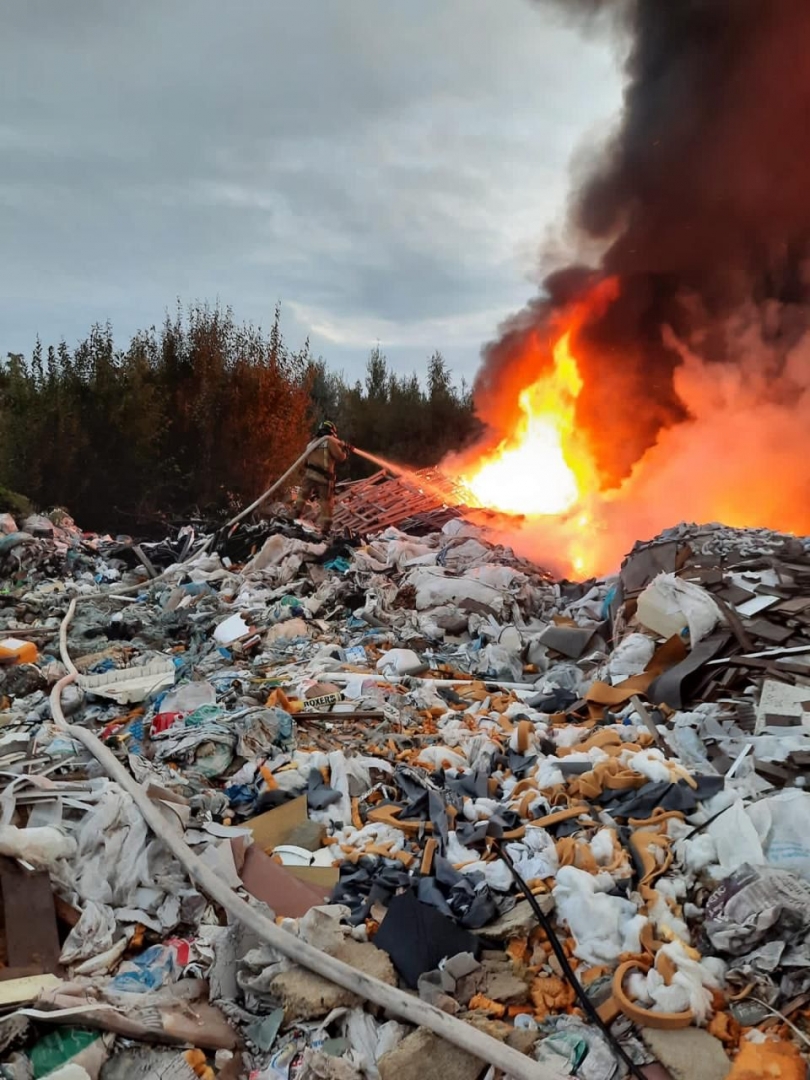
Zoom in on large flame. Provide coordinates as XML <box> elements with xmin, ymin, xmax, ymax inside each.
<box><xmin>446</xmin><ymin>282</ymin><xmax>810</xmax><ymax>580</ymax></box>
<box><xmin>461</xmin><ymin>332</ymin><xmax>588</xmax><ymax>515</ymax></box>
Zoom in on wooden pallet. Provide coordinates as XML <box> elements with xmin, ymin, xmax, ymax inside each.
<box><xmin>333</xmin><ymin>467</ymin><xmax>480</xmax><ymax>534</ymax></box>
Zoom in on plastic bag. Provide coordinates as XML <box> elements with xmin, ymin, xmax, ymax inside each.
<box><xmin>405</xmin><ymin>568</ymin><xmax>505</xmax><ymax>614</ymax></box>
<box><xmin>637</xmin><ymin>573</ymin><xmax>722</xmax><ymax>645</ymax></box>
<box><xmin>341</xmin><ymin>1009</ymin><xmax>407</xmax><ymax>1079</ymax></box>
<box><xmin>704</xmin><ymin>863</ymin><xmax>810</xmax><ymax>955</ymax></box>
<box><xmin>159</xmin><ymin>681</ymin><xmax>216</xmax><ymax>713</ymax></box>
<box><xmin>376</xmin><ymin>649</ymin><xmax>424</xmax><ymax>677</ymax></box>
<box><xmin>213</xmin><ymin>613</ymin><xmax>250</xmax><ymax>644</ymax></box>
<box><xmin>476</xmin><ymin>643</ymin><xmax>523</xmax><ymax>684</ymax></box>
<box><xmin>0</xmin><ymin>824</ymin><xmax>76</xmax><ymax>867</ymax></box>
<box><xmin>109</xmin><ymin>942</ymin><xmax>185</xmax><ymax>993</ymax></box>
<box><xmin>609</xmin><ymin>632</ymin><xmax>656</xmax><ymax>678</ymax></box>
<box><xmin>707</xmin><ymin>799</ymin><xmax>764</xmax><ymax>872</ymax></box>
<box><xmin>60</xmin><ymin>899</ymin><xmax>117</xmax><ymax>966</ymax></box>
<box><xmin>746</xmin><ymin>789</ymin><xmax>810</xmax><ymax>881</ymax></box>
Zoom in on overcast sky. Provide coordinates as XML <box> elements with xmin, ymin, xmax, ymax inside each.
<box><xmin>1</xmin><ymin>1</ymin><xmax>621</xmax><ymax>382</ymax></box>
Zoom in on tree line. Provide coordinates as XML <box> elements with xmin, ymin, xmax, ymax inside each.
<box><xmin>0</xmin><ymin>304</ymin><xmax>478</xmax><ymax>533</ymax></box>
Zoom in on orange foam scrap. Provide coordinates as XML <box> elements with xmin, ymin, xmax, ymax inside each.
<box><xmin>530</xmin><ymin>974</ymin><xmax>576</xmax><ymax>1014</ymax></box>
<box><xmin>506</xmin><ymin>938</ymin><xmax>529</xmax><ymax>965</ymax></box>
<box><xmin>727</xmin><ymin>1040</ymin><xmax>805</xmax><ymax>1080</ymax></box>
<box><xmin>468</xmin><ymin>994</ymin><xmax>506</xmax><ymax>1018</ymax></box>
<box><xmin>707</xmin><ymin>1011</ymin><xmax>741</xmax><ymax>1048</ymax></box>
<box><xmin>506</xmin><ymin>1004</ymin><xmax>535</xmax><ymax>1019</ymax></box>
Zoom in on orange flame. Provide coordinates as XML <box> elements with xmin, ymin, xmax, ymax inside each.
<box><xmin>460</xmin><ymin>330</ymin><xmax>596</xmax><ymax>517</ymax></box>
<box><xmin>447</xmin><ymin>274</ymin><xmax>810</xmax><ymax>580</ymax></box>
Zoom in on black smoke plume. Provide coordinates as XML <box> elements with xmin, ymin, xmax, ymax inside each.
<box><xmin>475</xmin><ymin>0</ymin><xmax>810</xmax><ymax>484</ymax></box>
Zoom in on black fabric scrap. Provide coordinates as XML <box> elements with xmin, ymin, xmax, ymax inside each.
<box><xmin>393</xmin><ymin>767</ymin><xmax>433</xmax><ymax>819</ymax></box>
<box><xmin>485</xmin><ymin>809</ymin><xmax>523</xmax><ymax>838</ymax></box>
<box><xmin>527</xmin><ymin>688</ymin><xmax>579</xmax><ymax>714</ymax></box>
<box><xmin>331</xmin><ymin>861</ymin><xmax>411</xmax><ymax>925</ymax></box>
<box><xmin>554</xmin><ymin>817</ymin><xmax>595</xmax><ymax>839</ymax></box>
<box><xmin>430</xmin><ymin>856</ymin><xmax>513</xmax><ymax>929</ymax></box>
<box><xmin>400</xmin><ymin>791</ymin><xmax>429</xmax><ymax>819</ymax></box>
<box><xmin>374</xmin><ymin>889</ymin><xmax>481</xmax><ymax>988</ymax></box>
<box><xmin>647</xmin><ymin>632</ymin><xmax>731</xmax><ymax>710</ymax></box>
<box><xmin>393</xmin><ymin>767</ymin><xmax>429</xmax><ymax>803</ymax></box>
<box><xmin>428</xmin><ymin>789</ymin><xmax>450</xmax><ymax>849</ymax></box>
<box><xmin>506</xmin><ymin>751</ymin><xmax>537</xmax><ymax>778</ymax></box>
<box><xmin>598</xmin><ymin>775</ymin><xmax>724</xmax><ymax>818</ymax></box>
<box><xmin>442</xmin><ymin>769</ymin><xmax>489</xmax><ymax>800</ymax></box>
<box><xmin>434</xmin><ymin>854</ymin><xmax>462</xmax><ymax>889</ymax></box>
<box><xmin>454</xmin><ymin>885</ymin><xmax>498</xmax><ymax>929</ymax></box>
<box><xmin>437</xmin><ymin>686</ymin><xmax>466</xmax><ymax>706</ymax></box>
<box><xmin>454</xmin><ymin>821</ymin><xmax>490</xmax><ymax>847</ymax></box>
<box><xmin>417</xmin><ymin>876</ymin><xmax>455</xmax><ymax>918</ymax></box>
<box><xmin>307</xmin><ymin>769</ymin><xmax>342</xmax><ymax>810</ymax></box>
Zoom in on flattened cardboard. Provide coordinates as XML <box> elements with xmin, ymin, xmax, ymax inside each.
<box><xmin>244</xmin><ymin>794</ymin><xmax>308</xmax><ymax>852</ymax></box>
<box><xmin>239</xmin><ymin>844</ymin><xmax>332</xmax><ymax>917</ymax></box>
<box><xmin>286</xmin><ymin>865</ymin><xmax>339</xmax><ymax>889</ymax></box>
<box><xmin>0</xmin><ymin>871</ymin><xmax>61</xmax><ymax>977</ymax></box>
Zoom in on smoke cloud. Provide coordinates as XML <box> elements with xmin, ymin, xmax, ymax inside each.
<box><xmin>474</xmin><ymin>0</ymin><xmax>810</xmax><ymax>490</ymax></box>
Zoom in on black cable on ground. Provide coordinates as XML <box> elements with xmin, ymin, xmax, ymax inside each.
<box><xmin>495</xmin><ymin>839</ymin><xmax>648</xmax><ymax>1080</ymax></box>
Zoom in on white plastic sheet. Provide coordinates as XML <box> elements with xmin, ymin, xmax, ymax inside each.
<box><xmin>637</xmin><ymin>573</ymin><xmax>722</xmax><ymax>645</ymax></box>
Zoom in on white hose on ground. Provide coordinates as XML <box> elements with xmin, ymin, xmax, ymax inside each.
<box><xmin>51</xmin><ymin>603</ymin><xmax>562</xmax><ymax>1080</ymax></box>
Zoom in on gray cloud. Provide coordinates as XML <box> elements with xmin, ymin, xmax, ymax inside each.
<box><xmin>1</xmin><ymin>0</ymin><xmax>620</xmax><ymax>380</ymax></box>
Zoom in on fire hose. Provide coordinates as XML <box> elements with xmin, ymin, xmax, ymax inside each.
<box><xmin>49</xmin><ymin>603</ymin><xmax>564</xmax><ymax>1080</ymax></box>
<box><xmin>112</xmin><ymin>437</ymin><xmax>331</xmax><ymax>597</ymax></box>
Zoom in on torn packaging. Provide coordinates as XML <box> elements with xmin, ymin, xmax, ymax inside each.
<box><xmin>704</xmin><ymin>863</ymin><xmax>810</xmax><ymax>955</ymax></box>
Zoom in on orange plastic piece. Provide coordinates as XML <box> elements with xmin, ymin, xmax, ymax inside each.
<box><xmin>507</xmin><ymin>1004</ymin><xmax>534</xmax><ymax>1018</ymax></box>
<box><xmin>612</xmin><ymin>959</ymin><xmax>693</xmax><ymax>1029</ymax></box>
<box><xmin>183</xmin><ymin>1050</ymin><xmax>214</xmax><ymax>1080</ymax></box>
<box><xmin>266</xmin><ymin>688</ymin><xmax>294</xmax><ymax>712</ymax></box>
<box><xmin>516</xmin><ymin>720</ymin><xmax>533</xmax><ymax>753</ymax></box>
<box><xmin>556</xmin><ymin>837</ymin><xmax>599</xmax><ymax>875</ymax></box>
<box><xmin>597</xmin><ymin>996</ymin><xmax>622</xmax><ymax>1024</ymax></box>
<box><xmin>351</xmin><ymin>797</ymin><xmax>362</xmax><ymax>829</ymax></box>
<box><xmin>628</xmin><ymin>829</ymin><xmax>673</xmax><ymax>904</ymax></box>
<box><xmin>728</xmin><ymin>1040</ymin><xmax>805</xmax><ymax>1080</ymax></box>
<box><xmin>0</xmin><ymin>638</ymin><xmax>38</xmax><ymax>666</ymax></box>
<box><xmin>367</xmin><ymin>803</ymin><xmax>525</xmax><ymax>840</ymax></box>
<box><xmin>511</xmin><ymin>778</ymin><xmax>539</xmax><ymax>797</ymax></box>
<box><xmin>421</xmin><ymin>838</ymin><xmax>438</xmax><ymax>876</ymax></box>
<box><xmin>259</xmin><ymin>764</ymin><xmax>279</xmax><ymax>791</ymax></box>
<box><xmin>531</xmin><ymin>806</ymin><xmax>591</xmax><ymax>829</ymax></box>
<box><xmin>129</xmin><ymin>924</ymin><xmax>145</xmax><ymax>951</ymax></box>
<box><xmin>627</xmin><ymin>809</ymin><xmax>686</xmax><ymax>829</ymax></box>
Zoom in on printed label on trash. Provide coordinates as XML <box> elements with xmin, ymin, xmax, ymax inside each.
<box><xmin>302</xmin><ymin>693</ymin><xmax>342</xmax><ymax>710</ymax></box>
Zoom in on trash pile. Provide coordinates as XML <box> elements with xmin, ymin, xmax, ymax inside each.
<box><xmin>0</xmin><ymin>505</ymin><xmax>809</xmax><ymax>1079</ymax></box>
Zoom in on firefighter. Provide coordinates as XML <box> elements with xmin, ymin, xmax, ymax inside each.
<box><xmin>289</xmin><ymin>421</ymin><xmax>349</xmax><ymax>533</ymax></box>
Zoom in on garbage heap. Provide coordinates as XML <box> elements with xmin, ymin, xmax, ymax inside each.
<box><xmin>0</xmin><ymin>508</ymin><xmax>808</xmax><ymax>1080</ymax></box>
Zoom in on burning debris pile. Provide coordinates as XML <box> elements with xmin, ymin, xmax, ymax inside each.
<box><xmin>435</xmin><ymin>0</ymin><xmax>810</xmax><ymax>579</ymax></box>
<box><xmin>0</xmin><ymin>503</ymin><xmax>807</xmax><ymax>1078</ymax></box>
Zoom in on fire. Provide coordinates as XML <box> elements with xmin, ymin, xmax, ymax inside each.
<box><xmin>461</xmin><ymin>330</ymin><xmax>594</xmax><ymax>516</ymax></box>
